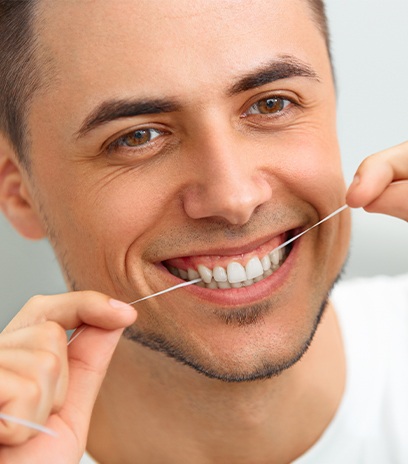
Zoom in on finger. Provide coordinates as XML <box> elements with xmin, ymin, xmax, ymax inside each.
<box><xmin>347</xmin><ymin>141</ymin><xmax>408</xmax><ymax>208</ymax></box>
<box><xmin>0</xmin><ymin>347</ymin><xmax>66</xmax><ymax>414</ymax></box>
<box><xmin>0</xmin><ymin>292</ymin><xmax>137</xmax><ymax>447</ymax></box>
<box><xmin>0</xmin><ymin>322</ymin><xmax>69</xmax><ymax>411</ymax></box>
<box><xmin>0</xmin><ymin>321</ymin><xmax>67</xmax><ymax>354</ymax></box>
<box><xmin>3</xmin><ymin>291</ymin><xmax>136</xmax><ymax>334</ymax></box>
<box><xmin>58</xmin><ymin>326</ymin><xmax>128</xmax><ymax>446</ymax></box>
<box><xmin>0</xmin><ymin>368</ymin><xmax>46</xmax><ymax>445</ymax></box>
<box><xmin>361</xmin><ymin>181</ymin><xmax>408</xmax><ymax>221</ymax></box>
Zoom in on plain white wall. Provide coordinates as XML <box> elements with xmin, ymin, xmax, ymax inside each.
<box><xmin>326</xmin><ymin>0</ymin><xmax>407</xmax><ymax>278</ymax></box>
<box><xmin>1</xmin><ymin>1</ymin><xmax>407</xmax><ymax>330</ymax></box>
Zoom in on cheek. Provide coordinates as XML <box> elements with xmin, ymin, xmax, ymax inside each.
<box><xmin>32</xmin><ymin>161</ymin><xmax>174</xmax><ymax>262</ymax></box>
<box><xmin>98</xmin><ymin>180</ymin><xmax>174</xmax><ymax>243</ymax></box>
<box><xmin>80</xmin><ymin>178</ymin><xmax>174</xmax><ymax>246</ymax></box>
<box><xmin>272</xmin><ymin>129</ymin><xmax>346</xmax><ymax>210</ymax></box>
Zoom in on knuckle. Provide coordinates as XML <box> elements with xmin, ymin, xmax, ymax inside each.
<box><xmin>43</xmin><ymin>320</ymin><xmax>65</xmax><ymax>337</ymax></box>
<box><xmin>24</xmin><ymin>378</ymin><xmax>42</xmax><ymax>404</ymax></box>
<box><xmin>35</xmin><ymin>350</ymin><xmax>62</xmax><ymax>379</ymax></box>
<box><xmin>40</xmin><ymin>321</ymin><xmax>67</xmax><ymax>346</ymax></box>
<box><xmin>25</xmin><ymin>294</ymin><xmax>47</xmax><ymax>309</ymax></box>
<box><xmin>1</xmin><ymin>295</ymin><xmax>48</xmax><ymax>334</ymax></box>
<box><xmin>21</xmin><ymin>294</ymin><xmax>49</xmax><ymax>322</ymax></box>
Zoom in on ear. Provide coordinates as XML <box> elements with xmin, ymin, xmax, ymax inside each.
<box><xmin>0</xmin><ymin>133</ymin><xmax>46</xmax><ymax>240</ymax></box>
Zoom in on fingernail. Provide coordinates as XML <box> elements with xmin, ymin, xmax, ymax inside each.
<box><xmin>109</xmin><ymin>298</ymin><xmax>134</xmax><ymax>310</ymax></box>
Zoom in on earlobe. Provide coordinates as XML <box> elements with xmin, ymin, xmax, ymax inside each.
<box><xmin>0</xmin><ymin>135</ymin><xmax>46</xmax><ymax>240</ymax></box>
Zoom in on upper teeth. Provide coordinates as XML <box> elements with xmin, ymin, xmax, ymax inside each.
<box><xmin>167</xmin><ymin>247</ymin><xmax>287</xmax><ymax>289</ymax></box>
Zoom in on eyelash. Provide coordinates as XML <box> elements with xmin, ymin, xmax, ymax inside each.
<box><xmin>105</xmin><ymin>95</ymin><xmax>297</xmax><ymax>156</ymax></box>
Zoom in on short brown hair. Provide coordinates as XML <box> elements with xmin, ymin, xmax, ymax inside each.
<box><xmin>0</xmin><ymin>0</ymin><xmax>41</xmax><ymax>167</ymax></box>
<box><xmin>307</xmin><ymin>0</ymin><xmax>331</xmax><ymax>60</ymax></box>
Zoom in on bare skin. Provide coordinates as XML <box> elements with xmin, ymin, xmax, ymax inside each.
<box><xmin>0</xmin><ymin>0</ymin><xmax>407</xmax><ymax>462</ymax></box>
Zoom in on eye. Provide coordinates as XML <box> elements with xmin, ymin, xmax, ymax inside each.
<box><xmin>113</xmin><ymin>128</ymin><xmax>162</xmax><ymax>148</ymax></box>
<box><xmin>245</xmin><ymin>97</ymin><xmax>291</xmax><ymax>116</ymax></box>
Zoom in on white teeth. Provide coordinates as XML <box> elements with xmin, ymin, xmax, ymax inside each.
<box><xmin>245</xmin><ymin>257</ymin><xmax>264</xmax><ymax>280</ymax></box>
<box><xmin>261</xmin><ymin>254</ymin><xmax>271</xmax><ymax>271</ymax></box>
<box><xmin>227</xmin><ymin>262</ymin><xmax>247</xmax><ymax>283</ymax></box>
<box><xmin>188</xmin><ymin>268</ymin><xmax>200</xmax><ymax>280</ymax></box>
<box><xmin>166</xmin><ymin>238</ymin><xmax>290</xmax><ymax>289</ymax></box>
<box><xmin>213</xmin><ymin>266</ymin><xmax>228</xmax><ymax>282</ymax></box>
<box><xmin>270</xmin><ymin>249</ymin><xmax>280</xmax><ymax>266</ymax></box>
<box><xmin>197</xmin><ymin>264</ymin><xmax>213</xmax><ymax>284</ymax></box>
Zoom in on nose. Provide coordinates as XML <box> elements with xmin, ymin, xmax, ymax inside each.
<box><xmin>182</xmin><ymin>131</ymin><xmax>273</xmax><ymax>225</ymax></box>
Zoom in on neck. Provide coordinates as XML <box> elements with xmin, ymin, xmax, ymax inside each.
<box><xmin>88</xmin><ymin>302</ymin><xmax>345</xmax><ymax>464</ymax></box>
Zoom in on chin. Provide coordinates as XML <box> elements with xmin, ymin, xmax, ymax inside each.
<box><xmin>123</xmin><ymin>289</ymin><xmax>332</xmax><ymax>383</ymax></box>
<box><xmin>123</xmin><ymin>211</ymin><xmax>349</xmax><ymax>382</ymax></box>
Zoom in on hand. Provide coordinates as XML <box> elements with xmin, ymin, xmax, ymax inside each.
<box><xmin>0</xmin><ymin>292</ymin><xmax>137</xmax><ymax>464</ymax></box>
<box><xmin>346</xmin><ymin>141</ymin><xmax>408</xmax><ymax>221</ymax></box>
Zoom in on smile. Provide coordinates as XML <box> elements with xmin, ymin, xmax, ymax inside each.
<box><xmin>163</xmin><ymin>231</ymin><xmax>294</xmax><ymax>290</ymax></box>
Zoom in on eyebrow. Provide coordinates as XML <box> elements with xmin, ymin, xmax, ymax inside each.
<box><xmin>76</xmin><ymin>55</ymin><xmax>319</xmax><ymax>138</ymax></box>
<box><xmin>227</xmin><ymin>55</ymin><xmax>320</xmax><ymax>96</ymax></box>
<box><xmin>76</xmin><ymin>99</ymin><xmax>181</xmax><ymax>138</ymax></box>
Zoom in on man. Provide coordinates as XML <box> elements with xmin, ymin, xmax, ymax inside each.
<box><xmin>0</xmin><ymin>0</ymin><xmax>407</xmax><ymax>462</ymax></box>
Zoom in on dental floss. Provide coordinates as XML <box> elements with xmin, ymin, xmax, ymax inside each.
<box><xmin>127</xmin><ymin>204</ymin><xmax>350</xmax><ymax>298</ymax></box>
<box><xmin>0</xmin><ymin>412</ymin><xmax>57</xmax><ymax>437</ymax></box>
<box><xmin>0</xmin><ymin>199</ymin><xmax>372</xmax><ymax>438</ymax></box>
<box><xmin>67</xmin><ymin>324</ymin><xmax>87</xmax><ymax>346</ymax></box>
<box><xmin>270</xmin><ymin>204</ymin><xmax>349</xmax><ymax>254</ymax></box>
<box><xmin>127</xmin><ymin>278</ymin><xmax>202</xmax><ymax>305</ymax></box>
<box><xmin>1</xmin><ymin>281</ymin><xmax>204</xmax><ymax>438</ymax></box>
<box><xmin>0</xmin><ymin>205</ymin><xmax>349</xmax><ymax>438</ymax></box>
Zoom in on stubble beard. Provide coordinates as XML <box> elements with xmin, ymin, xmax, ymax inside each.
<box><xmin>44</xmin><ymin>211</ymin><xmax>347</xmax><ymax>383</ymax></box>
<box><xmin>41</xmin><ymin>198</ymin><xmax>347</xmax><ymax>383</ymax></box>
<box><xmin>123</xmin><ymin>274</ymin><xmax>342</xmax><ymax>383</ymax></box>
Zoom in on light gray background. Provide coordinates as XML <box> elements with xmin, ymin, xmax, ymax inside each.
<box><xmin>1</xmin><ymin>0</ymin><xmax>407</xmax><ymax>329</ymax></box>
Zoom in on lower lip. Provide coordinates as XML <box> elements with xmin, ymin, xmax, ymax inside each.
<box><xmin>157</xmin><ymin>239</ymin><xmax>299</xmax><ymax>307</ymax></box>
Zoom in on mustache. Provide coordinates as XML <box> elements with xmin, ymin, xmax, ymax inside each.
<box><xmin>146</xmin><ymin>204</ymin><xmax>310</xmax><ymax>260</ymax></box>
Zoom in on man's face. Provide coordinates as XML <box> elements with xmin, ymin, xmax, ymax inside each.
<box><xmin>26</xmin><ymin>0</ymin><xmax>349</xmax><ymax>380</ymax></box>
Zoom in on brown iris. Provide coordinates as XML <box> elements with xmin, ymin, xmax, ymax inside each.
<box><xmin>256</xmin><ymin>97</ymin><xmax>285</xmax><ymax>114</ymax></box>
<box><xmin>122</xmin><ymin>129</ymin><xmax>152</xmax><ymax>147</ymax></box>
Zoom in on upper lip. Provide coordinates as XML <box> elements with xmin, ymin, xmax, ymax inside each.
<box><xmin>157</xmin><ymin>226</ymin><xmax>299</xmax><ymax>264</ymax></box>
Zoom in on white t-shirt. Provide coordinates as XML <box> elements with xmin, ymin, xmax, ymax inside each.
<box><xmin>294</xmin><ymin>274</ymin><xmax>408</xmax><ymax>463</ymax></box>
<box><xmin>82</xmin><ymin>274</ymin><xmax>408</xmax><ymax>464</ymax></box>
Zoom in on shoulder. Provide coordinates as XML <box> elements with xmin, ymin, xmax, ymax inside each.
<box><xmin>332</xmin><ymin>274</ymin><xmax>408</xmax><ymax>452</ymax></box>
<box><xmin>324</xmin><ymin>274</ymin><xmax>408</xmax><ymax>461</ymax></box>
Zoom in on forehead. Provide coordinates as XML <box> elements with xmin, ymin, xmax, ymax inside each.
<box><xmin>36</xmin><ymin>0</ymin><xmax>328</xmax><ymax>100</ymax></box>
